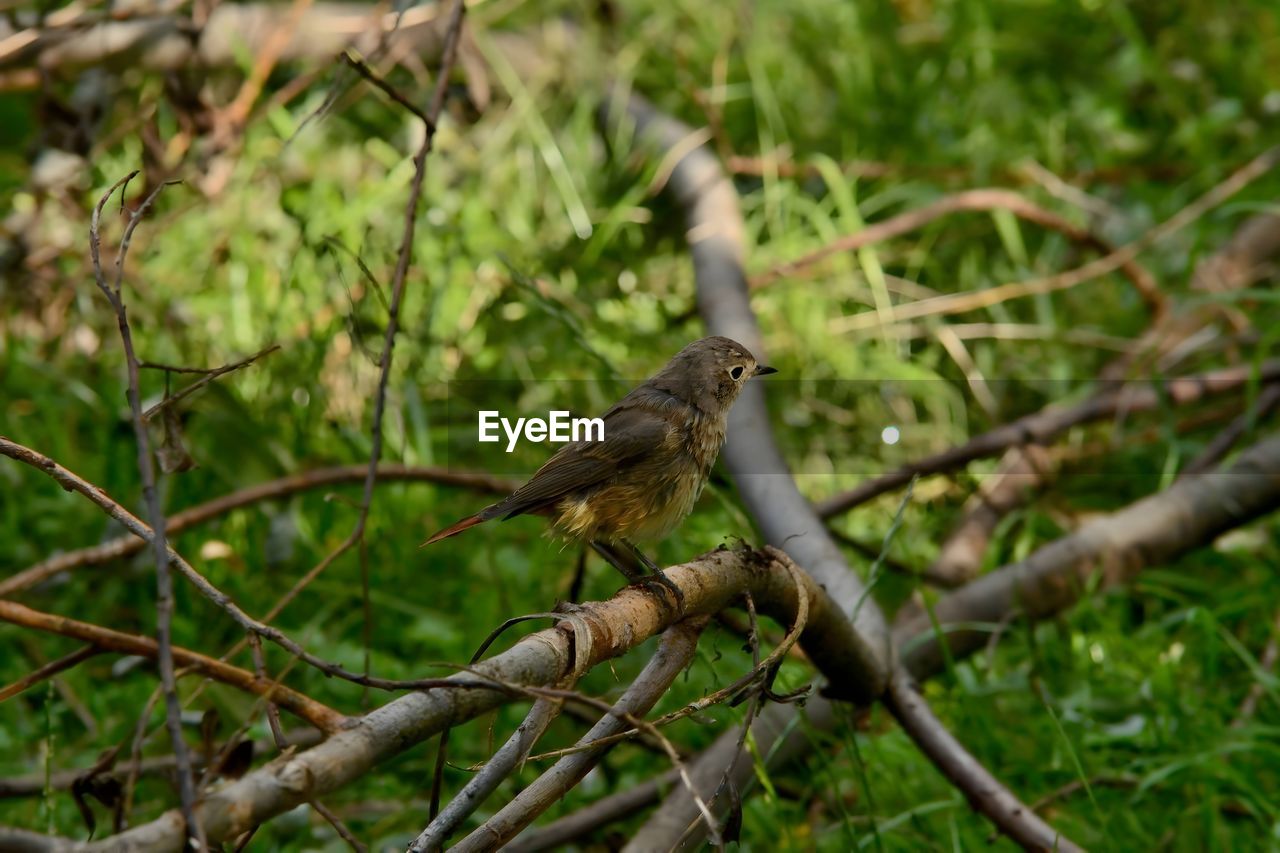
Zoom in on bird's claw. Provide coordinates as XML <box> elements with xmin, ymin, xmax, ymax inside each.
<box><xmin>633</xmin><ymin>571</ymin><xmax>685</xmax><ymax>616</ymax></box>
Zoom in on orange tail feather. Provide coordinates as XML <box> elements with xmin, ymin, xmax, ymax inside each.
<box><xmin>421</xmin><ymin>513</ymin><xmax>487</xmax><ymax>547</ymax></box>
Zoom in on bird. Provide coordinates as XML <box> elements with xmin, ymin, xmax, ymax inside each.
<box><xmin>422</xmin><ymin>336</ymin><xmax>776</xmax><ymax>600</ymax></box>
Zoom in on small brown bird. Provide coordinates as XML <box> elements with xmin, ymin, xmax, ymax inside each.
<box><xmin>423</xmin><ymin>336</ymin><xmax>775</xmax><ymax>592</ymax></box>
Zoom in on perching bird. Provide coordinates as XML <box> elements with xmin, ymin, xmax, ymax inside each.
<box><xmin>423</xmin><ymin>336</ymin><xmax>775</xmax><ymax>595</ymax></box>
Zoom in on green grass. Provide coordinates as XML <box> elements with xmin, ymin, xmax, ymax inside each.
<box><xmin>3</xmin><ymin>0</ymin><xmax>1280</xmax><ymax>847</ymax></box>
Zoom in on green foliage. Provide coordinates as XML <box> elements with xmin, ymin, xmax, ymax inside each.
<box><xmin>2</xmin><ymin>0</ymin><xmax>1280</xmax><ymax>848</ymax></box>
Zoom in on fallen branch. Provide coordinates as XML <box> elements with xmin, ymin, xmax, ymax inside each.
<box><xmin>55</xmin><ymin>545</ymin><xmax>865</xmax><ymax>849</ymax></box>
<box><xmin>946</xmin><ymin>209</ymin><xmax>1280</xmax><ymax>580</ymax></box>
<box><xmin>0</xmin><ymin>464</ymin><xmax>512</xmax><ymax>599</ymax></box>
<box><xmin>605</xmin><ymin>89</ymin><xmax>893</xmax><ymax>698</ymax></box>
<box><xmin>897</xmin><ymin>432</ymin><xmax>1280</xmax><ymax>676</ymax></box>
<box><xmin>751</xmin><ymin>187</ymin><xmax>1163</xmax><ymax>316</ymax></box>
<box><xmin>882</xmin><ymin>669</ymin><xmax>1081</xmax><ymax>852</ymax></box>
<box><xmin>454</xmin><ymin>621</ymin><xmax>706</xmax><ymax>850</ymax></box>
<box><xmin>815</xmin><ymin>359</ymin><xmax>1280</xmax><ymax>518</ymax></box>
<box><xmin>588</xmin><ymin>430</ymin><xmax>1280</xmax><ymax>850</ymax></box>
<box><xmin>0</xmin><ymin>600</ymin><xmax>346</xmax><ymax>732</ymax></box>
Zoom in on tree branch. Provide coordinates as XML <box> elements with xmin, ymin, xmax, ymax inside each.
<box><xmin>88</xmin><ymin>173</ymin><xmax>203</xmax><ymax>847</ymax></box>
<box><xmin>751</xmin><ymin>187</ymin><xmax>1164</xmax><ymax>317</ymax></box>
<box><xmin>0</xmin><ymin>463</ymin><xmax>514</xmax><ymax>599</ymax></box>
<box><xmin>454</xmin><ymin>620</ymin><xmax>707</xmax><ymax>850</ymax></box>
<box><xmin>882</xmin><ymin>669</ymin><xmax>1081</xmax><ymax>852</ymax></box>
<box><xmin>0</xmin><ymin>600</ymin><xmax>346</xmax><ymax>732</ymax></box>
<box><xmin>65</xmin><ymin>545</ymin><xmax>868</xmax><ymax>849</ymax></box>
<box><xmin>815</xmin><ymin>360</ymin><xmax>1280</xmax><ymax>518</ymax></box>
<box><xmin>897</xmin><ymin>432</ymin><xmax>1280</xmax><ymax>677</ymax></box>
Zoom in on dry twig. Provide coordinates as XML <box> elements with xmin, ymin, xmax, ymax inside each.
<box><xmin>752</xmin><ymin>187</ymin><xmax>1163</xmax><ymax>316</ymax></box>
<box><xmin>0</xmin><ymin>463</ymin><xmax>514</xmax><ymax>599</ymax></box>
<box><xmin>88</xmin><ymin>173</ymin><xmax>204</xmax><ymax>847</ymax></box>
<box><xmin>0</xmin><ymin>600</ymin><xmax>345</xmax><ymax>732</ymax></box>
<box><xmin>831</xmin><ymin>147</ymin><xmax>1280</xmax><ymax>332</ymax></box>
<box><xmin>883</xmin><ymin>669</ymin><xmax>1081</xmax><ymax>852</ymax></box>
<box><xmin>815</xmin><ymin>359</ymin><xmax>1280</xmax><ymax>518</ymax></box>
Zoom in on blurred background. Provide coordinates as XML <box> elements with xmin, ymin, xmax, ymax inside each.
<box><xmin>2</xmin><ymin>0</ymin><xmax>1279</xmax><ymax>848</ymax></box>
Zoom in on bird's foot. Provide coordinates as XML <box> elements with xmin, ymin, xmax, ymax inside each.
<box><xmin>633</xmin><ymin>570</ymin><xmax>685</xmax><ymax>615</ymax></box>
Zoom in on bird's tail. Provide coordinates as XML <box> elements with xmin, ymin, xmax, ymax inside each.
<box><xmin>421</xmin><ymin>513</ymin><xmax>487</xmax><ymax>547</ymax></box>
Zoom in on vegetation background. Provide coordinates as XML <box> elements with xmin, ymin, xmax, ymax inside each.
<box><xmin>2</xmin><ymin>0</ymin><xmax>1279</xmax><ymax>849</ymax></box>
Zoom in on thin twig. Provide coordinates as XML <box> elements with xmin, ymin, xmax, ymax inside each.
<box><xmin>1181</xmin><ymin>383</ymin><xmax>1280</xmax><ymax>477</ymax></box>
<box><xmin>88</xmin><ymin>174</ymin><xmax>204</xmax><ymax>848</ymax></box>
<box><xmin>815</xmin><ymin>359</ymin><xmax>1280</xmax><ymax>518</ymax></box>
<box><xmin>751</xmin><ymin>187</ymin><xmax>1163</xmax><ymax>315</ymax></box>
<box><xmin>831</xmin><ymin>146</ymin><xmax>1280</xmax><ymax>332</ymax></box>
<box><xmin>340</xmin><ymin>51</ymin><xmax>431</xmax><ymax>125</ymax></box>
<box><xmin>0</xmin><ymin>645</ymin><xmax>100</xmax><ymax>702</ymax></box>
<box><xmin>0</xmin><ymin>600</ymin><xmax>346</xmax><ymax>732</ymax></box>
<box><xmin>141</xmin><ymin>344</ymin><xmax>281</xmax><ymax>422</ymax></box>
<box><xmin>0</xmin><ymin>463</ymin><xmax>514</xmax><ymax>599</ymax></box>
<box><xmin>308</xmin><ymin>797</ymin><xmax>367</xmax><ymax>853</ymax></box>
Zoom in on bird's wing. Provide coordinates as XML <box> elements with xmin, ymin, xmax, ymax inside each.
<box><xmin>485</xmin><ymin>404</ymin><xmax>671</xmax><ymax>521</ymax></box>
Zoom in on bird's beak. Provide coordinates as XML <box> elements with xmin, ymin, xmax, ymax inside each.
<box><xmin>753</xmin><ymin>365</ymin><xmax>778</xmax><ymax>376</ymax></box>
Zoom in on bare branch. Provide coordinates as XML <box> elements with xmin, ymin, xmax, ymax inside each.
<box><xmin>411</xmin><ymin>697</ymin><xmax>564</xmax><ymax>851</ymax></box>
<box><xmin>815</xmin><ymin>361</ymin><xmax>1280</xmax><ymax>518</ymax></box>
<box><xmin>0</xmin><ymin>600</ymin><xmax>346</xmax><ymax>731</ymax></box>
<box><xmin>883</xmin><ymin>669</ymin><xmax>1081</xmax><ymax>852</ymax></box>
<box><xmin>832</xmin><ymin>146</ymin><xmax>1280</xmax><ymax>333</ymax></box>
<box><xmin>68</xmin><ymin>545</ymin><xmax>865</xmax><ymax>849</ymax></box>
<box><xmin>604</xmin><ymin>89</ymin><xmax>891</xmax><ymax>702</ymax></box>
<box><xmin>898</xmin><ymin>432</ymin><xmax>1280</xmax><ymax>677</ymax></box>
<box><xmin>0</xmin><ymin>644</ymin><xmax>100</xmax><ymax>702</ymax></box>
<box><xmin>455</xmin><ymin>620</ymin><xmax>707</xmax><ymax>850</ymax></box>
<box><xmin>88</xmin><ymin>173</ymin><xmax>203</xmax><ymax>847</ymax></box>
<box><xmin>1180</xmin><ymin>384</ymin><xmax>1280</xmax><ymax>477</ymax></box>
<box><xmin>0</xmin><ymin>436</ymin><xmax>509</xmax><ymax>693</ymax></box>
<box><xmin>140</xmin><ymin>344</ymin><xmax>281</xmax><ymax>422</ymax></box>
<box><xmin>751</xmin><ymin>187</ymin><xmax>1164</xmax><ymax>317</ymax></box>
<box><xmin>0</xmin><ymin>463</ymin><xmax>514</xmax><ymax>599</ymax></box>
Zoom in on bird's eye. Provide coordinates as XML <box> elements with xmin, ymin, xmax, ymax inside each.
<box><xmin>729</xmin><ymin>365</ymin><xmax>745</xmax><ymax>380</ymax></box>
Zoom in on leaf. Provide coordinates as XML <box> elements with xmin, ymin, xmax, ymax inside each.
<box><xmin>157</xmin><ymin>405</ymin><xmax>197</xmax><ymax>473</ymax></box>
<box><xmin>219</xmin><ymin>740</ymin><xmax>255</xmax><ymax>780</ymax></box>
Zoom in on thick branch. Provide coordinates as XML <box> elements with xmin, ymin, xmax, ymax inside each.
<box><xmin>883</xmin><ymin>670</ymin><xmax>1081</xmax><ymax>852</ymax></box>
<box><xmin>455</xmin><ymin>620</ymin><xmax>706</xmax><ymax>850</ymax></box>
<box><xmin>605</xmin><ymin>90</ymin><xmax>892</xmax><ymax>697</ymax></box>
<box><xmin>897</xmin><ymin>432</ymin><xmax>1280</xmax><ymax>676</ymax></box>
<box><xmin>63</xmin><ymin>546</ymin><xmax>861</xmax><ymax>850</ymax></box>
